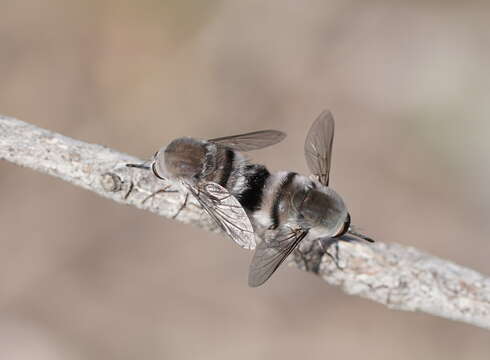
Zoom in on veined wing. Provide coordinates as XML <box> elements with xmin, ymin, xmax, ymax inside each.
<box><xmin>185</xmin><ymin>181</ymin><xmax>256</xmax><ymax>250</ymax></box>
<box><xmin>209</xmin><ymin>130</ymin><xmax>286</xmax><ymax>151</ymax></box>
<box><xmin>304</xmin><ymin>110</ymin><xmax>335</xmax><ymax>186</ymax></box>
<box><xmin>248</xmin><ymin>226</ymin><xmax>308</xmax><ymax>287</ymax></box>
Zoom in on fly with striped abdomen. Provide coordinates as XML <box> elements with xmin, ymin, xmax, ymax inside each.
<box><xmin>248</xmin><ymin>111</ymin><xmax>374</xmax><ymax>287</ymax></box>
<box><xmin>127</xmin><ymin>128</ymin><xmax>286</xmax><ymax>250</ymax></box>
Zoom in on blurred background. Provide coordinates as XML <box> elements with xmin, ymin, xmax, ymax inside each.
<box><xmin>1</xmin><ymin>1</ymin><xmax>490</xmax><ymax>359</ymax></box>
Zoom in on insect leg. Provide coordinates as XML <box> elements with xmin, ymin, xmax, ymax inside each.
<box><xmin>123</xmin><ymin>180</ymin><xmax>135</xmax><ymax>200</ymax></box>
<box><xmin>317</xmin><ymin>237</ymin><xmax>343</xmax><ymax>270</ymax></box>
<box><xmin>142</xmin><ymin>185</ymin><xmax>178</xmax><ymax>205</ymax></box>
<box><xmin>172</xmin><ymin>192</ymin><xmax>189</xmax><ymax>219</ymax></box>
<box><xmin>293</xmin><ymin>244</ymin><xmax>311</xmax><ymax>271</ymax></box>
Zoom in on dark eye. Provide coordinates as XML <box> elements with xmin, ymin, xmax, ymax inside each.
<box><xmin>343</xmin><ymin>213</ymin><xmax>351</xmax><ymax>234</ymax></box>
<box><xmin>335</xmin><ymin>213</ymin><xmax>351</xmax><ymax>237</ymax></box>
<box><xmin>152</xmin><ymin>162</ymin><xmax>165</xmax><ymax>180</ymax></box>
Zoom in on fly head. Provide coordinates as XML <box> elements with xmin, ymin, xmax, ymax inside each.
<box><xmin>153</xmin><ymin>137</ymin><xmax>207</xmax><ymax>181</ymax></box>
<box><xmin>300</xmin><ymin>187</ymin><xmax>348</xmax><ymax>235</ymax></box>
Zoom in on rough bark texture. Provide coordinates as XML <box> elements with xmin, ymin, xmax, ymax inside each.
<box><xmin>1</xmin><ymin>115</ymin><xmax>489</xmax><ymax>330</ymax></box>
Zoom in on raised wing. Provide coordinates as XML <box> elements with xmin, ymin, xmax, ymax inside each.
<box><xmin>185</xmin><ymin>181</ymin><xmax>256</xmax><ymax>250</ymax></box>
<box><xmin>304</xmin><ymin>110</ymin><xmax>335</xmax><ymax>186</ymax></box>
<box><xmin>209</xmin><ymin>130</ymin><xmax>286</xmax><ymax>152</ymax></box>
<box><xmin>248</xmin><ymin>226</ymin><xmax>308</xmax><ymax>287</ymax></box>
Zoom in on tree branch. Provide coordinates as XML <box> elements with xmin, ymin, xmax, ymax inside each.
<box><xmin>1</xmin><ymin>115</ymin><xmax>489</xmax><ymax>330</ymax></box>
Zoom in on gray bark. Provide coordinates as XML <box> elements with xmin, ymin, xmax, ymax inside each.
<box><xmin>1</xmin><ymin>115</ymin><xmax>489</xmax><ymax>330</ymax></box>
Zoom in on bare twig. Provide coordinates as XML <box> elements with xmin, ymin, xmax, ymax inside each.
<box><xmin>1</xmin><ymin>115</ymin><xmax>489</xmax><ymax>330</ymax></box>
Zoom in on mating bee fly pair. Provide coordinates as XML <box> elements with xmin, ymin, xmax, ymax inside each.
<box><xmin>128</xmin><ymin>111</ymin><xmax>374</xmax><ymax>287</ymax></box>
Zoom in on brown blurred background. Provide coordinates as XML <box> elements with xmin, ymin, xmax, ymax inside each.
<box><xmin>1</xmin><ymin>1</ymin><xmax>490</xmax><ymax>359</ymax></box>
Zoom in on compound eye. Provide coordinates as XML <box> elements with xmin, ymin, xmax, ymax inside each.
<box><xmin>177</xmin><ymin>162</ymin><xmax>195</xmax><ymax>174</ymax></box>
<box><xmin>152</xmin><ymin>162</ymin><xmax>166</xmax><ymax>180</ymax></box>
<box><xmin>335</xmin><ymin>213</ymin><xmax>351</xmax><ymax>238</ymax></box>
<box><xmin>342</xmin><ymin>213</ymin><xmax>351</xmax><ymax>236</ymax></box>
<box><xmin>152</xmin><ymin>148</ymin><xmax>168</xmax><ymax>180</ymax></box>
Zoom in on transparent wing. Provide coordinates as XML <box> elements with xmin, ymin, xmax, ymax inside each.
<box><xmin>304</xmin><ymin>110</ymin><xmax>335</xmax><ymax>186</ymax></box>
<box><xmin>185</xmin><ymin>181</ymin><xmax>256</xmax><ymax>250</ymax></box>
<box><xmin>248</xmin><ymin>226</ymin><xmax>308</xmax><ymax>287</ymax></box>
<box><xmin>209</xmin><ymin>130</ymin><xmax>286</xmax><ymax>151</ymax></box>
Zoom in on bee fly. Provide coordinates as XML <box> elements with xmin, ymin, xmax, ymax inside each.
<box><xmin>128</xmin><ymin>111</ymin><xmax>374</xmax><ymax>287</ymax></box>
<box><xmin>247</xmin><ymin>111</ymin><xmax>373</xmax><ymax>287</ymax></box>
<box><xmin>127</xmin><ymin>127</ymin><xmax>286</xmax><ymax>250</ymax></box>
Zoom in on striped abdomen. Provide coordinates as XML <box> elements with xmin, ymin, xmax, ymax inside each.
<box><xmin>202</xmin><ymin>144</ymin><xmax>271</xmax><ymax>214</ymax></box>
<box><xmin>201</xmin><ymin>143</ymin><xmax>347</xmax><ymax>236</ymax></box>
